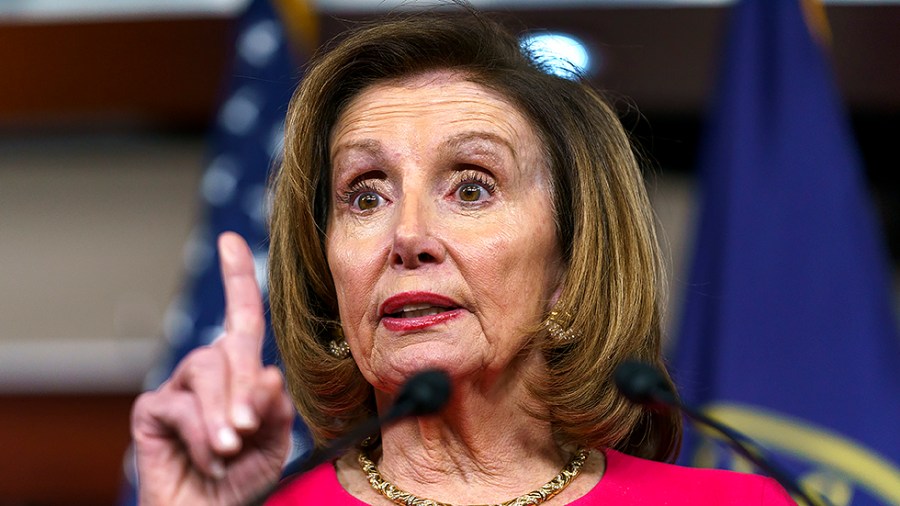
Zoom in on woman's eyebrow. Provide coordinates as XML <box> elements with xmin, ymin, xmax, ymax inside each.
<box><xmin>440</xmin><ymin>131</ymin><xmax>516</xmax><ymax>158</ymax></box>
<box><xmin>332</xmin><ymin>132</ymin><xmax>518</xmax><ymax>167</ymax></box>
<box><xmin>331</xmin><ymin>138</ymin><xmax>385</xmax><ymax>161</ymax></box>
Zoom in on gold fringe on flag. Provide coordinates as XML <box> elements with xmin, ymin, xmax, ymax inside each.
<box><xmin>800</xmin><ymin>0</ymin><xmax>832</xmax><ymax>48</ymax></box>
<box><xmin>271</xmin><ymin>0</ymin><xmax>319</xmax><ymax>55</ymax></box>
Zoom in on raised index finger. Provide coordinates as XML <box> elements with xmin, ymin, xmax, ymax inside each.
<box><xmin>217</xmin><ymin>232</ymin><xmax>268</xmax><ymax>429</ymax></box>
<box><xmin>218</xmin><ymin>231</ymin><xmax>266</xmax><ymax>348</ymax></box>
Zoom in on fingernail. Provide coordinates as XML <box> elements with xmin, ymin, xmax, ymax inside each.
<box><xmin>217</xmin><ymin>427</ymin><xmax>239</xmax><ymax>451</ymax></box>
<box><xmin>233</xmin><ymin>405</ymin><xmax>257</xmax><ymax>430</ymax></box>
<box><xmin>219</xmin><ymin>241</ymin><xmax>234</xmax><ymax>259</ymax></box>
<box><xmin>219</xmin><ymin>234</ymin><xmax>237</xmax><ymax>259</ymax></box>
<box><xmin>210</xmin><ymin>459</ymin><xmax>226</xmax><ymax>480</ymax></box>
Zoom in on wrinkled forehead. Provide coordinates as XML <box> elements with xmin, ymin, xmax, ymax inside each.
<box><xmin>328</xmin><ymin>70</ymin><xmax>547</xmax><ymax>166</ymax></box>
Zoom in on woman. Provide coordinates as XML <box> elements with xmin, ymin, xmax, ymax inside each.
<box><xmin>131</xmin><ymin>9</ymin><xmax>794</xmax><ymax>505</ymax></box>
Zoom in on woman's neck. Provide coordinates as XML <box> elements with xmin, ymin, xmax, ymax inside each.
<box><xmin>335</xmin><ymin>350</ymin><xmax>605</xmax><ymax>505</ymax></box>
<box><xmin>368</xmin><ymin>365</ymin><xmax>572</xmax><ymax>504</ymax></box>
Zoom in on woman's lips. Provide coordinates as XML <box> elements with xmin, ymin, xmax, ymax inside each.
<box><xmin>381</xmin><ymin>308</ymin><xmax>464</xmax><ymax>332</ymax></box>
<box><xmin>379</xmin><ymin>291</ymin><xmax>463</xmax><ymax>332</ymax></box>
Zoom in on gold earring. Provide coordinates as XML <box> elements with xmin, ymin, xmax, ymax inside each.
<box><xmin>328</xmin><ymin>338</ymin><xmax>351</xmax><ymax>359</ymax></box>
<box><xmin>326</xmin><ymin>325</ymin><xmax>351</xmax><ymax>359</ymax></box>
<box><xmin>545</xmin><ymin>310</ymin><xmax>577</xmax><ymax>341</ymax></box>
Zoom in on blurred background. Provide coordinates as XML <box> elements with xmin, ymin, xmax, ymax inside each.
<box><xmin>1</xmin><ymin>0</ymin><xmax>897</xmax><ymax>504</ymax></box>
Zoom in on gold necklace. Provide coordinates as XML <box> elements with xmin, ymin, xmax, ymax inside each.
<box><xmin>357</xmin><ymin>444</ymin><xmax>590</xmax><ymax>506</ymax></box>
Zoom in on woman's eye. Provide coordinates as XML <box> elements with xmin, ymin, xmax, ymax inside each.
<box><xmin>353</xmin><ymin>191</ymin><xmax>384</xmax><ymax>211</ymax></box>
<box><xmin>458</xmin><ymin>184</ymin><xmax>483</xmax><ymax>202</ymax></box>
<box><xmin>456</xmin><ymin>183</ymin><xmax>489</xmax><ymax>202</ymax></box>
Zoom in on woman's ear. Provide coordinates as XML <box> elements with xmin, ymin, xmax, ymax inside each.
<box><xmin>548</xmin><ymin>283</ymin><xmax>564</xmax><ymax>309</ymax></box>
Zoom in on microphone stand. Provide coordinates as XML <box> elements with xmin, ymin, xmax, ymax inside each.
<box><xmin>677</xmin><ymin>399</ymin><xmax>824</xmax><ymax>505</ymax></box>
<box><xmin>615</xmin><ymin>361</ymin><xmax>828</xmax><ymax>506</ymax></box>
<box><xmin>245</xmin><ymin>369</ymin><xmax>451</xmax><ymax>505</ymax></box>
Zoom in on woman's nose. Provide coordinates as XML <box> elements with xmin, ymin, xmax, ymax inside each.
<box><xmin>389</xmin><ymin>195</ymin><xmax>446</xmax><ymax>269</ymax></box>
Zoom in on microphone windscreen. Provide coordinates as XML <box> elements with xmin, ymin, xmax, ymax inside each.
<box><xmin>614</xmin><ymin>360</ymin><xmax>672</xmax><ymax>406</ymax></box>
<box><xmin>396</xmin><ymin>369</ymin><xmax>452</xmax><ymax>416</ymax></box>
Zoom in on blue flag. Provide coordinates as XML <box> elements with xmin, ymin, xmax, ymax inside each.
<box><xmin>671</xmin><ymin>0</ymin><xmax>900</xmax><ymax>504</ymax></box>
<box><xmin>118</xmin><ymin>1</ymin><xmax>313</xmax><ymax>503</ymax></box>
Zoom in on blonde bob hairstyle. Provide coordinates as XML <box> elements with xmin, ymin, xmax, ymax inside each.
<box><xmin>269</xmin><ymin>8</ymin><xmax>681</xmax><ymax>462</ymax></box>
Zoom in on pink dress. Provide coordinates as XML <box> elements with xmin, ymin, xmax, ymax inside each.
<box><xmin>266</xmin><ymin>448</ymin><xmax>795</xmax><ymax>505</ymax></box>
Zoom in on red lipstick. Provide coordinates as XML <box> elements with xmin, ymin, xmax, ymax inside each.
<box><xmin>380</xmin><ymin>291</ymin><xmax>463</xmax><ymax>332</ymax></box>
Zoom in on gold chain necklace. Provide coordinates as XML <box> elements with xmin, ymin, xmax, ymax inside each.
<box><xmin>357</xmin><ymin>444</ymin><xmax>590</xmax><ymax>506</ymax></box>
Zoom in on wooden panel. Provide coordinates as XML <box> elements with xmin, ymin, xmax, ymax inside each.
<box><xmin>0</xmin><ymin>17</ymin><xmax>233</xmax><ymax>127</ymax></box>
<box><xmin>0</xmin><ymin>394</ymin><xmax>136</xmax><ymax>505</ymax></box>
<box><xmin>2</xmin><ymin>5</ymin><xmax>898</xmax><ymax>128</ymax></box>
<box><xmin>319</xmin><ymin>5</ymin><xmax>900</xmax><ymax>112</ymax></box>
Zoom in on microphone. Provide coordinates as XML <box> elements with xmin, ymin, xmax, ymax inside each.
<box><xmin>614</xmin><ymin>360</ymin><xmax>679</xmax><ymax>408</ymax></box>
<box><xmin>614</xmin><ymin>360</ymin><xmax>825</xmax><ymax>506</ymax></box>
<box><xmin>246</xmin><ymin>369</ymin><xmax>451</xmax><ymax>505</ymax></box>
<box><xmin>385</xmin><ymin>368</ymin><xmax>453</xmax><ymax>419</ymax></box>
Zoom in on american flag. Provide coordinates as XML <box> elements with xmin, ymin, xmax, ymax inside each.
<box><xmin>119</xmin><ymin>0</ymin><xmax>313</xmax><ymax>502</ymax></box>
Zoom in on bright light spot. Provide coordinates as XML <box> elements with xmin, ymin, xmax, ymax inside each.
<box><xmin>253</xmin><ymin>250</ymin><xmax>269</xmax><ymax>296</ymax></box>
<box><xmin>201</xmin><ymin>155</ymin><xmax>241</xmax><ymax>206</ymax></box>
<box><xmin>203</xmin><ymin>324</ymin><xmax>225</xmax><ymax>345</ymax></box>
<box><xmin>218</xmin><ymin>87</ymin><xmax>261</xmax><ymax>135</ymax></box>
<box><xmin>521</xmin><ymin>32</ymin><xmax>591</xmax><ymax>79</ymax></box>
<box><xmin>238</xmin><ymin>19</ymin><xmax>281</xmax><ymax>68</ymax></box>
<box><xmin>268</xmin><ymin>120</ymin><xmax>285</xmax><ymax>158</ymax></box>
<box><xmin>242</xmin><ymin>184</ymin><xmax>271</xmax><ymax>230</ymax></box>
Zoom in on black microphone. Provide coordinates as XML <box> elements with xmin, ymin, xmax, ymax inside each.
<box><xmin>385</xmin><ymin>368</ymin><xmax>453</xmax><ymax>420</ymax></box>
<box><xmin>246</xmin><ymin>369</ymin><xmax>451</xmax><ymax>505</ymax></box>
<box><xmin>614</xmin><ymin>360</ymin><xmax>825</xmax><ymax>506</ymax></box>
<box><xmin>614</xmin><ymin>360</ymin><xmax>679</xmax><ymax>408</ymax></box>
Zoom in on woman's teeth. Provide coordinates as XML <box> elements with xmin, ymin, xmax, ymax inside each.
<box><xmin>396</xmin><ymin>305</ymin><xmax>444</xmax><ymax>318</ymax></box>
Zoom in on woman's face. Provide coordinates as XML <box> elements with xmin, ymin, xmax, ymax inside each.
<box><xmin>326</xmin><ymin>71</ymin><xmax>563</xmax><ymax>393</ymax></box>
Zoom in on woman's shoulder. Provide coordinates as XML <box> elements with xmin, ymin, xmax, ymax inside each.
<box><xmin>265</xmin><ymin>461</ymin><xmax>366</xmax><ymax>505</ymax></box>
<box><xmin>570</xmin><ymin>448</ymin><xmax>794</xmax><ymax>505</ymax></box>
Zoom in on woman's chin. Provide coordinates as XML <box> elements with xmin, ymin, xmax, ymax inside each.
<box><xmin>370</xmin><ymin>343</ymin><xmax>482</xmax><ymax>389</ymax></box>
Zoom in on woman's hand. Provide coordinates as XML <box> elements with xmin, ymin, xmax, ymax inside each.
<box><xmin>131</xmin><ymin>232</ymin><xmax>295</xmax><ymax>506</ymax></box>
